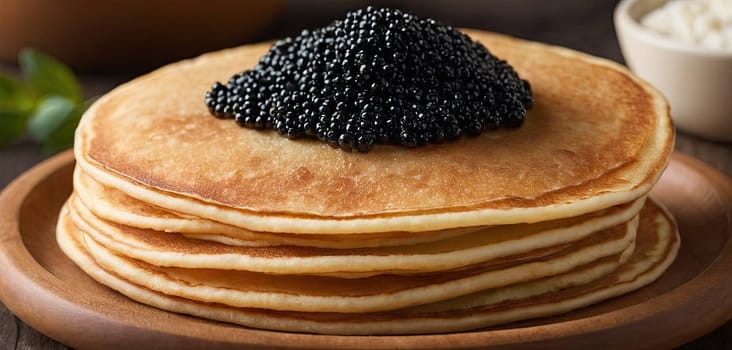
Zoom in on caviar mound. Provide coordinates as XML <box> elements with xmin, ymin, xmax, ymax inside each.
<box><xmin>205</xmin><ymin>7</ymin><xmax>533</xmax><ymax>152</ymax></box>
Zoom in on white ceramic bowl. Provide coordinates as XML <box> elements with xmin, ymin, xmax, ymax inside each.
<box><xmin>615</xmin><ymin>0</ymin><xmax>732</xmax><ymax>142</ymax></box>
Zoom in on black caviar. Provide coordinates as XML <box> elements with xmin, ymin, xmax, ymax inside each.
<box><xmin>205</xmin><ymin>7</ymin><xmax>533</xmax><ymax>152</ymax></box>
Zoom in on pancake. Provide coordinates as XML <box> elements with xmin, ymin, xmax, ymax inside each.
<box><xmin>80</xmin><ymin>222</ymin><xmax>637</xmax><ymax>313</ymax></box>
<box><xmin>73</xmin><ymin>29</ymin><xmax>674</xmax><ymax>234</ymax></box>
<box><xmin>74</xmin><ymin>167</ymin><xmax>645</xmax><ymax>250</ymax></box>
<box><xmin>68</xmin><ymin>208</ymin><xmax>635</xmax><ymax>313</ymax></box>
<box><xmin>73</xmin><ymin>167</ymin><xmax>483</xmax><ymax>248</ymax></box>
<box><xmin>69</xmin><ymin>193</ymin><xmax>645</xmax><ymax>276</ymax></box>
<box><xmin>56</xmin><ymin>199</ymin><xmax>677</xmax><ymax>334</ymax></box>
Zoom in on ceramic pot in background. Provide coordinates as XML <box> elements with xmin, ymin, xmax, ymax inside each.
<box><xmin>0</xmin><ymin>0</ymin><xmax>282</xmax><ymax>72</ymax></box>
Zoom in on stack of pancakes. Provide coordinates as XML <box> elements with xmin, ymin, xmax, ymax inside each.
<box><xmin>57</xmin><ymin>30</ymin><xmax>677</xmax><ymax>335</ymax></box>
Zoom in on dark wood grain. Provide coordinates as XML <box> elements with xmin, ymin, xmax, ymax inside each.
<box><xmin>0</xmin><ymin>1</ymin><xmax>730</xmax><ymax>349</ymax></box>
<box><xmin>676</xmin><ymin>133</ymin><xmax>732</xmax><ymax>177</ymax></box>
<box><xmin>0</xmin><ymin>305</ymin><xmax>19</xmax><ymax>350</ymax></box>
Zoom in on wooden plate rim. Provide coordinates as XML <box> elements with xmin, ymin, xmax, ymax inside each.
<box><xmin>0</xmin><ymin>150</ymin><xmax>730</xmax><ymax>349</ymax></box>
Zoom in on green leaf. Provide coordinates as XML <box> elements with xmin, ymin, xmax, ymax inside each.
<box><xmin>0</xmin><ymin>109</ymin><xmax>31</xmax><ymax>147</ymax></box>
<box><xmin>27</xmin><ymin>96</ymin><xmax>75</xmax><ymax>142</ymax></box>
<box><xmin>0</xmin><ymin>74</ymin><xmax>34</xmax><ymax>146</ymax></box>
<box><xmin>41</xmin><ymin>102</ymin><xmax>85</xmax><ymax>155</ymax></box>
<box><xmin>19</xmin><ymin>49</ymin><xmax>83</xmax><ymax>103</ymax></box>
<box><xmin>0</xmin><ymin>74</ymin><xmax>34</xmax><ymax>112</ymax></box>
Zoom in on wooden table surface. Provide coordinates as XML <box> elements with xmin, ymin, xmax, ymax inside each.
<box><xmin>0</xmin><ymin>1</ymin><xmax>730</xmax><ymax>349</ymax></box>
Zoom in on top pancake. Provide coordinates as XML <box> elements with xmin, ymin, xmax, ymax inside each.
<box><xmin>75</xmin><ymin>30</ymin><xmax>673</xmax><ymax>234</ymax></box>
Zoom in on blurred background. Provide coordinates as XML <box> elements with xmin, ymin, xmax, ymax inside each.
<box><xmin>0</xmin><ymin>0</ymin><xmax>622</xmax><ymax>74</ymax></box>
<box><xmin>0</xmin><ymin>1</ymin><xmax>730</xmax><ymax>349</ymax></box>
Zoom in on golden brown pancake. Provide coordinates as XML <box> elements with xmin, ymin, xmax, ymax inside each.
<box><xmin>74</xmin><ymin>166</ymin><xmax>646</xmax><ymax>250</ymax></box>
<box><xmin>56</xmin><ymin>200</ymin><xmax>677</xmax><ymax>334</ymax></box>
<box><xmin>74</xmin><ymin>30</ymin><xmax>674</xmax><ymax>234</ymax></box>
<box><xmin>69</xmin><ymin>207</ymin><xmax>637</xmax><ymax>313</ymax></box>
<box><xmin>69</xmin><ymin>193</ymin><xmax>644</xmax><ymax>276</ymax></box>
<box><xmin>73</xmin><ymin>167</ymin><xmax>486</xmax><ymax>248</ymax></box>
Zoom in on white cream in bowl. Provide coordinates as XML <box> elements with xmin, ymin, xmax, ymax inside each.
<box><xmin>641</xmin><ymin>0</ymin><xmax>732</xmax><ymax>50</ymax></box>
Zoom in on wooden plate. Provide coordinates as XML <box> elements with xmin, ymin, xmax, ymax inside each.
<box><xmin>0</xmin><ymin>150</ymin><xmax>730</xmax><ymax>350</ymax></box>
